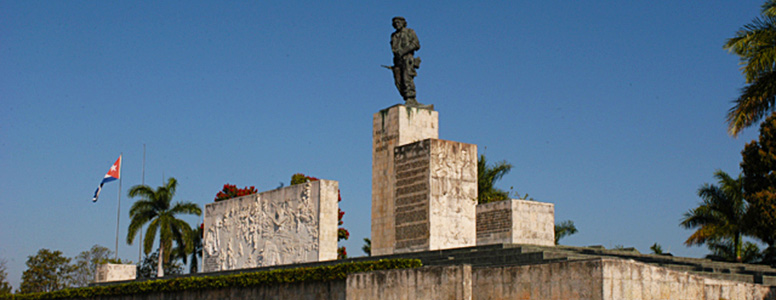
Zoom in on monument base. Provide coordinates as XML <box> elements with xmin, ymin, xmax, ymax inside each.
<box><xmin>476</xmin><ymin>199</ymin><xmax>555</xmax><ymax>246</ymax></box>
<box><xmin>393</xmin><ymin>138</ymin><xmax>477</xmax><ymax>253</ymax></box>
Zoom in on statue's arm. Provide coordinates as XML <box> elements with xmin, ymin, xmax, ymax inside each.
<box><xmin>408</xmin><ymin>29</ymin><xmax>420</xmax><ymax>52</ymax></box>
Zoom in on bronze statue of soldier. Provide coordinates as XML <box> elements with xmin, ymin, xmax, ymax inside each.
<box><xmin>389</xmin><ymin>17</ymin><xmax>428</xmax><ymax>108</ymax></box>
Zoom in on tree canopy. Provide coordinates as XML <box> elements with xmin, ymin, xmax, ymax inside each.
<box><xmin>18</xmin><ymin>249</ymin><xmax>73</xmax><ymax>294</ymax></box>
<box><xmin>725</xmin><ymin>0</ymin><xmax>776</xmax><ymax>136</ymax></box>
<box><xmin>477</xmin><ymin>154</ymin><xmax>512</xmax><ymax>204</ymax></box>
<box><xmin>126</xmin><ymin>177</ymin><xmax>201</xmax><ymax>278</ymax></box>
<box><xmin>681</xmin><ymin>170</ymin><xmax>749</xmax><ymax>262</ymax></box>
<box><xmin>742</xmin><ymin>114</ymin><xmax>776</xmax><ymax>249</ymax></box>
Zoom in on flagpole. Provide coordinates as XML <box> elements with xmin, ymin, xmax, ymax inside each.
<box><xmin>140</xmin><ymin>144</ymin><xmax>145</xmax><ymax>262</ymax></box>
<box><xmin>115</xmin><ymin>153</ymin><xmax>123</xmax><ymax>260</ymax></box>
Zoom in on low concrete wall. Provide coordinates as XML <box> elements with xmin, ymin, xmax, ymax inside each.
<box><xmin>86</xmin><ymin>281</ymin><xmax>346</xmax><ymax>300</ymax></box>
<box><xmin>346</xmin><ymin>265</ymin><xmax>471</xmax><ymax>300</ymax></box>
<box><xmin>71</xmin><ymin>258</ymin><xmax>776</xmax><ymax>300</ymax></box>
<box><xmin>603</xmin><ymin>258</ymin><xmax>775</xmax><ymax>300</ymax></box>
<box><xmin>472</xmin><ymin>258</ymin><xmax>776</xmax><ymax>300</ymax></box>
<box><xmin>473</xmin><ymin>259</ymin><xmax>603</xmax><ymax>299</ymax></box>
<box><xmin>95</xmin><ymin>264</ymin><xmax>136</xmax><ymax>283</ymax></box>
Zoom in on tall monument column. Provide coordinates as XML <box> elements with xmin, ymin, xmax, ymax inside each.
<box><xmin>372</xmin><ymin>105</ymin><xmax>438</xmax><ymax>256</ymax></box>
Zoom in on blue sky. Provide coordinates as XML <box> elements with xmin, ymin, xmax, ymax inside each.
<box><xmin>0</xmin><ymin>0</ymin><xmax>766</xmax><ymax>289</ymax></box>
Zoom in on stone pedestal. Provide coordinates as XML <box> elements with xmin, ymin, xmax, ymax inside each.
<box><xmin>372</xmin><ymin>105</ymin><xmax>438</xmax><ymax>256</ymax></box>
<box><xmin>476</xmin><ymin>199</ymin><xmax>554</xmax><ymax>246</ymax></box>
<box><xmin>203</xmin><ymin>180</ymin><xmax>338</xmax><ymax>272</ymax></box>
<box><xmin>393</xmin><ymin>139</ymin><xmax>477</xmax><ymax>253</ymax></box>
<box><xmin>94</xmin><ymin>263</ymin><xmax>136</xmax><ymax>283</ymax></box>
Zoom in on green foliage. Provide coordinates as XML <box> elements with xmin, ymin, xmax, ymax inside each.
<box><xmin>126</xmin><ymin>177</ymin><xmax>201</xmax><ymax>277</ymax></box>
<box><xmin>477</xmin><ymin>154</ymin><xmax>512</xmax><ymax>204</ymax></box>
<box><xmin>742</xmin><ymin>115</ymin><xmax>776</xmax><ymax>250</ymax></box>
<box><xmin>136</xmin><ymin>251</ymin><xmax>183</xmax><ymax>280</ymax></box>
<box><xmin>681</xmin><ymin>170</ymin><xmax>749</xmax><ymax>262</ymax></box>
<box><xmin>0</xmin><ymin>259</ymin><xmax>12</xmax><ymax>295</ymax></box>
<box><xmin>650</xmin><ymin>243</ymin><xmax>664</xmax><ymax>255</ymax></box>
<box><xmin>18</xmin><ymin>249</ymin><xmax>74</xmax><ymax>294</ymax></box>
<box><xmin>724</xmin><ymin>1</ymin><xmax>776</xmax><ymax>136</ymax></box>
<box><xmin>189</xmin><ymin>224</ymin><xmax>203</xmax><ymax>274</ymax></box>
<box><xmin>70</xmin><ymin>245</ymin><xmax>116</xmax><ymax>288</ymax></box>
<box><xmin>290</xmin><ymin>173</ymin><xmax>317</xmax><ymax>185</ymax></box>
<box><xmin>362</xmin><ymin>238</ymin><xmax>371</xmax><ymax>256</ymax></box>
<box><xmin>705</xmin><ymin>238</ymin><xmax>763</xmax><ymax>263</ymax></box>
<box><xmin>554</xmin><ymin>220</ymin><xmax>578</xmax><ymax>245</ymax></box>
<box><xmin>0</xmin><ymin>259</ymin><xmax>421</xmax><ymax>300</ymax></box>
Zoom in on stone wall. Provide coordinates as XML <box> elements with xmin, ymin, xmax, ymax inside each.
<box><xmin>203</xmin><ymin>179</ymin><xmax>338</xmax><ymax>272</ymax></box>
<box><xmin>85</xmin><ymin>281</ymin><xmax>346</xmax><ymax>300</ymax></box>
<box><xmin>346</xmin><ymin>265</ymin><xmax>472</xmax><ymax>300</ymax></box>
<box><xmin>372</xmin><ymin>105</ymin><xmax>438</xmax><ymax>256</ymax></box>
<box><xmin>392</xmin><ymin>139</ymin><xmax>477</xmax><ymax>253</ymax></box>
<box><xmin>94</xmin><ymin>264</ymin><xmax>136</xmax><ymax>283</ymax></box>
<box><xmin>602</xmin><ymin>259</ymin><xmax>775</xmax><ymax>300</ymax></box>
<box><xmin>472</xmin><ymin>258</ymin><xmax>776</xmax><ymax>300</ymax></box>
<box><xmin>473</xmin><ymin>259</ymin><xmax>605</xmax><ymax>299</ymax></box>
<box><xmin>75</xmin><ymin>257</ymin><xmax>776</xmax><ymax>300</ymax></box>
<box><xmin>427</xmin><ymin>139</ymin><xmax>477</xmax><ymax>250</ymax></box>
<box><xmin>476</xmin><ymin>199</ymin><xmax>554</xmax><ymax>246</ymax></box>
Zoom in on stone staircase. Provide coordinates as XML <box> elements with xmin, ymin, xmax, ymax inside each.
<box><xmin>362</xmin><ymin>243</ymin><xmax>776</xmax><ymax>285</ymax></box>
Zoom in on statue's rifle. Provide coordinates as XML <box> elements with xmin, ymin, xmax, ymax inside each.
<box><xmin>381</xmin><ymin>65</ymin><xmax>395</xmax><ymax>70</ymax></box>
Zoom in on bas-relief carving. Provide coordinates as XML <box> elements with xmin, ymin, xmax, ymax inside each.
<box><xmin>204</xmin><ymin>182</ymin><xmax>320</xmax><ymax>272</ymax></box>
<box><xmin>429</xmin><ymin>141</ymin><xmax>477</xmax><ymax>249</ymax></box>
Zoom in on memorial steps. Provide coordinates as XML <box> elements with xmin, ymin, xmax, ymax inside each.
<box><xmin>348</xmin><ymin>243</ymin><xmax>776</xmax><ymax>285</ymax></box>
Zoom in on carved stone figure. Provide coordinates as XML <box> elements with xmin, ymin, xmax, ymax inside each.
<box><xmin>390</xmin><ymin>17</ymin><xmax>427</xmax><ymax>107</ymax></box>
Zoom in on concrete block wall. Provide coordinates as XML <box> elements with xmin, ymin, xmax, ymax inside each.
<box><xmin>473</xmin><ymin>259</ymin><xmax>604</xmax><ymax>299</ymax></box>
<box><xmin>392</xmin><ymin>139</ymin><xmax>477</xmax><ymax>254</ymax></box>
<box><xmin>372</xmin><ymin>105</ymin><xmax>438</xmax><ymax>256</ymax></box>
<box><xmin>346</xmin><ymin>265</ymin><xmax>471</xmax><ymax>300</ymax></box>
<box><xmin>476</xmin><ymin>199</ymin><xmax>554</xmax><ymax>246</ymax></box>
<box><xmin>94</xmin><ymin>264</ymin><xmax>136</xmax><ymax>283</ymax></box>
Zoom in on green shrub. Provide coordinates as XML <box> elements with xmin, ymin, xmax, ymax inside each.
<box><xmin>2</xmin><ymin>259</ymin><xmax>421</xmax><ymax>300</ymax></box>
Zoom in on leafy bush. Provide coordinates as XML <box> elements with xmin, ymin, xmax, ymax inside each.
<box><xmin>1</xmin><ymin>259</ymin><xmax>421</xmax><ymax>300</ymax></box>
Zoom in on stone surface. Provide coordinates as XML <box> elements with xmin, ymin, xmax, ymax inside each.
<box><xmin>203</xmin><ymin>180</ymin><xmax>338</xmax><ymax>272</ymax></box>
<box><xmin>346</xmin><ymin>265</ymin><xmax>471</xmax><ymax>300</ymax></box>
<box><xmin>473</xmin><ymin>258</ymin><xmax>776</xmax><ymax>300</ymax></box>
<box><xmin>94</xmin><ymin>263</ymin><xmax>136</xmax><ymax>283</ymax></box>
<box><xmin>393</xmin><ymin>138</ymin><xmax>477</xmax><ymax>253</ymax></box>
<box><xmin>372</xmin><ymin>105</ymin><xmax>438</xmax><ymax>256</ymax></box>
<box><xmin>84</xmin><ymin>252</ymin><xmax>776</xmax><ymax>300</ymax></box>
<box><xmin>476</xmin><ymin>199</ymin><xmax>555</xmax><ymax>246</ymax></box>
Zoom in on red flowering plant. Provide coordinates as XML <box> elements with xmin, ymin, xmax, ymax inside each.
<box><xmin>291</xmin><ymin>173</ymin><xmax>349</xmax><ymax>259</ymax></box>
<box><xmin>214</xmin><ymin>183</ymin><xmax>258</xmax><ymax>202</ymax></box>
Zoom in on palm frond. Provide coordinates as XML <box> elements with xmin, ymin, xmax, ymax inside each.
<box><xmin>727</xmin><ymin>70</ymin><xmax>776</xmax><ymax>136</ymax></box>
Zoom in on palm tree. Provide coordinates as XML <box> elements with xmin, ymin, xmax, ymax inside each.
<box><xmin>477</xmin><ymin>154</ymin><xmax>512</xmax><ymax>203</ymax></box>
<box><xmin>680</xmin><ymin>171</ymin><xmax>749</xmax><ymax>262</ymax></box>
<box><xmin>554</xmin><ymin>220</ymin><xmax>578</xmax><ymax>245</ymax></box>
<box><xmin>725</xmin><ymin>0</ymin><xmax>776</xmax><ymax>136</ymax></box>
<box><xmin>189</xmin><ymin>224</ymin><xmax>203</xmax><ymax>274</ymax></box>
<box><xmin>126</xmin><ymin>177</ymin><xmax>201</xmax><ymax>277</ymax></box>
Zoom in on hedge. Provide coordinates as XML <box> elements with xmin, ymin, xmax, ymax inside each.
<box><xmin>3</xmin><ymin>258</ymin><xmax>421</xmax><ymax>300</ymax></box>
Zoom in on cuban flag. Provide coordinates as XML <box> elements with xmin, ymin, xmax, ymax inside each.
<box><xmin>93</xmin><ymin>155</ymin><xmax>121</xmax><ymax>202</ymax></box>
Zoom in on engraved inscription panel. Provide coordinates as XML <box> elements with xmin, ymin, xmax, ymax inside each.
<box><xmin>476</xmin><ymin>208</ymin><xmax>511</xmax><ymax>236</ymax></box>
<box><xmin>394</xmin><ymin>140</ymin><xmax>430</xmax><ymax>250</ymax></box>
